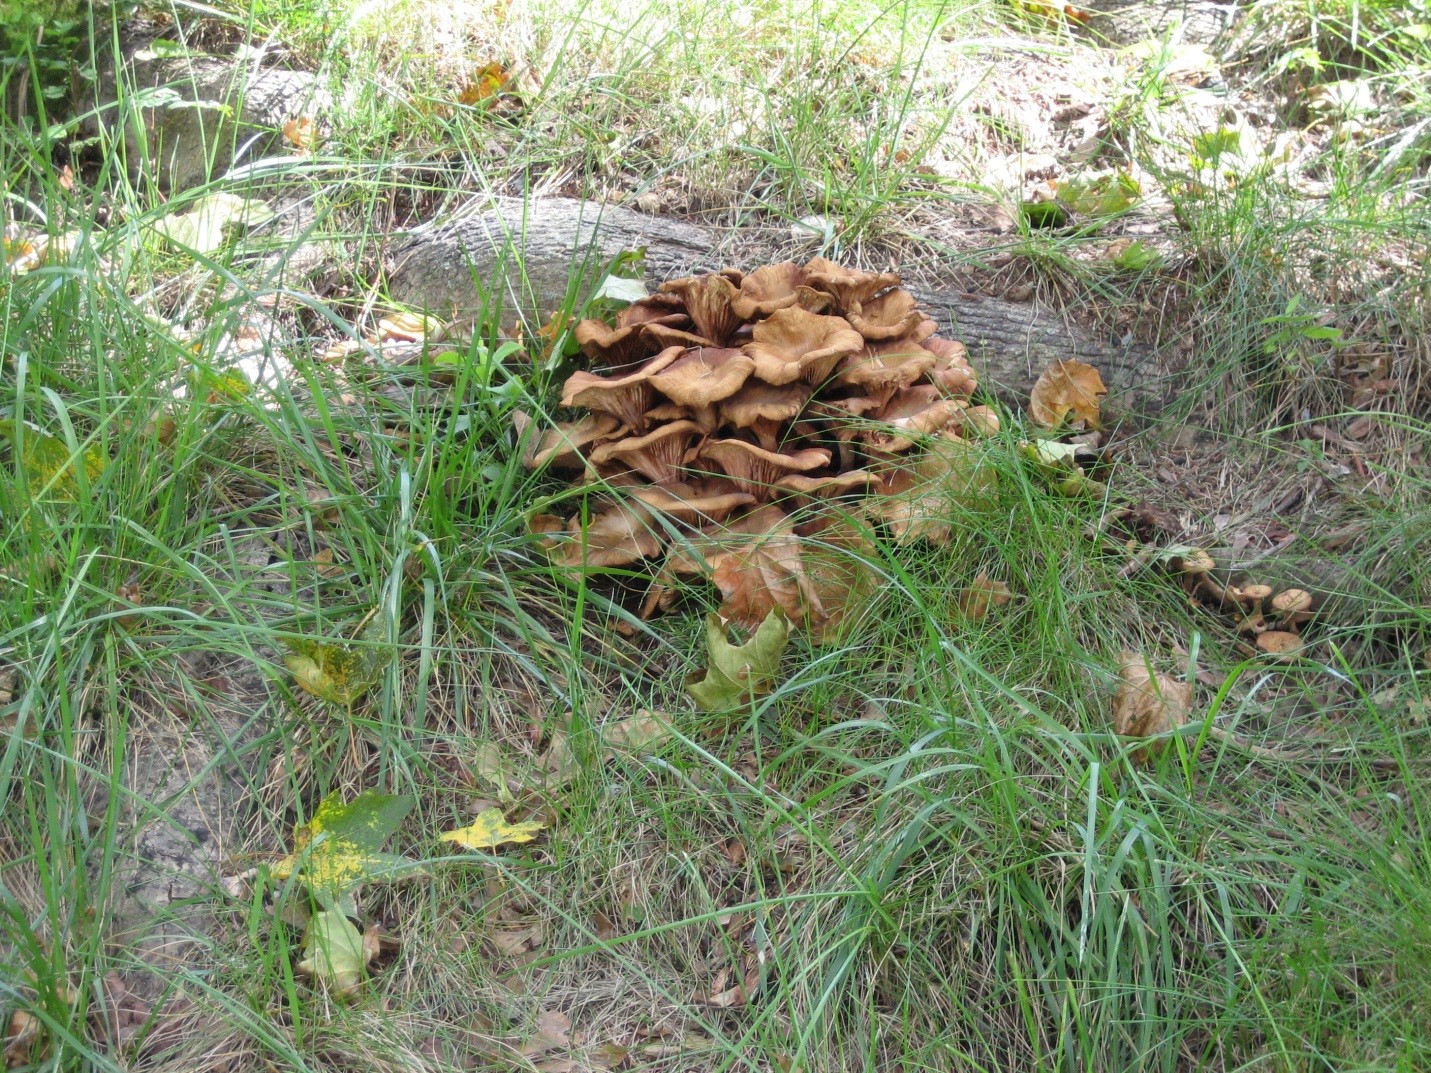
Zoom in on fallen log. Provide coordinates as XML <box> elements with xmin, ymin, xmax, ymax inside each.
<box><xmin>389</xmin><ymin>196</ymin><xmax>1168</xmax><ymax>408</ymax></box>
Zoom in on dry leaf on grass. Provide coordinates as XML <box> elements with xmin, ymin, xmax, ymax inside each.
<box><xmin>687</xmin><ymin>608</ymin><xmax>791</xmax><ymax>711</ymax></box>
<box><xmin>1112</xmin><ymin>653</ymin><xmax>1194</xmax><ymax>764</ymax></box>
<box><xmin>956</xmin><ymin>572</ymin><xmax>1012</xmax><ymax>621</ymax></box>
<box><xmin>441</xmin><ymin>808</ymin><xmax>546</xmax><ymax>851</ymax></box>
<box><xmin>1029</xmin><ymin>359</ymin><xmax>1107</xmax><ymax>430</ymax></box>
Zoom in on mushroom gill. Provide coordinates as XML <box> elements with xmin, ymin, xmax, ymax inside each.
<box><xmin>693</xmin><ymin>438</ymin><xmax>832</xmax><ymax>500</ymax></box>
<box><xmin>588</xmin><ymin>419</ymin><xmax>704</xmax><ymax>485</ymax></box>
<box><xmin>559</xmin><ymin>346</ymin><xmax>683</xmax><ymax>431</ymax></box>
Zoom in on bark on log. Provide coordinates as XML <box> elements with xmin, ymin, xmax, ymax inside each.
<box><xmin>81</xmin><ymin>16</ymin><xmax>330</xmax><ymax>192</ymax></box>
<box><xmin>390</xmin><ymin>196</ymin><xmax>1167</xmax><ymax>408</ymax></box>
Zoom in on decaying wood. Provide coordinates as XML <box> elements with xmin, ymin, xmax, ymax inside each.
<box><xmin>81</xmin><ymin>16</ymin><xmax>330</xmax><ymax>192</ymax></box>
<box><xmin>390</xmin><ymin>197</ymin><xmax>1167</xmax><ymax>408</ymax></box>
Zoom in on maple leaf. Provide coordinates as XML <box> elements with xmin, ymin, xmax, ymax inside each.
<box><xmin>441</xmin><ymin>807</ymin><xmax>546</xmax><ymax>850</ymax></box>
<box><xmin>297</xmin><ymin>909</ymin><xmax>377</xmax><ymax>993</ymax></box>
<box><xmin>272</xmin><ymin>790</ymin><xmax>419</xmax><ymax>901</ymax></box>
<box><xmin>687</xmin><ymin>608</ymin><xmax>791</xmax><ymax>711</ymax></box>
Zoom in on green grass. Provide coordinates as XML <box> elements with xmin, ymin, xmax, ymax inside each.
<box><xmin>3</xmin><ymin>0</ymin><xmax>1431</xmax><ymax>1069</ymax></box>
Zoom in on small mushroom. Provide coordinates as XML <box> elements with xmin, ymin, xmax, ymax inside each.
<box><xmin>774</xmin><ymin>468</ymin><xmax>882</xmax><ymax>506</ymax></box>
<box><xmin>803</xmin><ymin>257</ymin><xmax>901</xmax><ymax>310</ymax></box>
<box><xmin>659</xmin><ymin>273</ymin><xmax>743</xmax><ymax>345</ymax></box>
<box><xmin>588</xmin><ymin>419</ymin><xmax>704</xmax><ymax>485</ymax></box>
<box><xmin>621</xmin><ymin>480</ymin><xmax>756</xmax><ymax>526</ymax></box>
<box><xmin>647</xmin><ymin>346</ymin><xmax>756</xmax><ymax>429</ymax></box>
<box><xmin>861</xmin><ymin>385</ymin><xmax>964</xmax><ymax>455</ymax></box>
<box><xmin>1256</xmin><ymin>630</ymin><xmax>1304</xmax><ymax>659</ymax></box>
<box><xmin>845</xmin><ymin>289</ymin><xmax>926</xmax><ymax>341</ymax></box>
<box><xmin>1271</xmin><ymin>588</ymin><xmax>1315</xmax><ymax>630</ymax></box>
<box><xmin>693</xmin><ymin>438</ymin><xmax>832</xmax><ymax>500</ymax></box>
<box><xmin>720</xmin><ymin>381</ymin><xmax>812</xmax><ymax>450</ymax></box>
<box><xmin>743</xmin><ymin>307</ymin><xmax>865</xmax><ymax>386</ymax></box>
<box><xmin>560</xmin><ymin>346</ymin><xmax>682</xmax><ymax>432</ymax></box>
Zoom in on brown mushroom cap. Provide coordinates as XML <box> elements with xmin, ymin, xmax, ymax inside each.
<box><xmin>1271</xmin><ymin>589</ymin><xmax>1314</xmax><ymax>618</ymax></box>
<box><xmin>1239</xmin><ymin>583</ymin><xmax>1275</xmax><ymax>602</ymax></box>
<box><xmin>1257</xmin><ymin>630</ymin><xmax>1304</xmax><ymax>658</ymax></box>
<box><xmin>522</xmin><ymin>412</ymin><xmax>625</xmax><ymax>471</ymax></box>
<box><xmin>731</xmin><ymin>262</ymin><xmax>805</xmax><ymax>320</ymax></box>
<box><xmin>588</xmin><ymin>419</ymin><xmax>704</xmax><ymax>485</ymax></box>
<box><xmin>861</xmin><ymin>389</ymin><xmax>964</xmax><ymax>455</ymax></box>
<box><xmin>846</xmin><ymin>289</ymin><xmax>926</xmax><ymax>341</ymax></box>
<box><xmin>559</xmin><ymin>501</ymin><xmax>663</xmax><ymax>568</ymax></box>
<box><xmin>720</xmin><ymin>381</ymin><xmax>812</xmax><ymax>450</ymax></box>
<box><xmin>1172</xmin><ymin>548</ymin><xmax>1216</xmax><ymax>575</ymax></box>
<box><xmin>560</xmin><ymin>346</ymin><xmax>682</xmax><ymax>431</ymax></box>
<box><xmin>803</xmin><ymin>257</ymin><xmax>901</xmax><ymax>310</ymax></box>
<box><xmin>951</xmin><ymin>404</ymin><xmax>1000</xmax><ymax>438</ymax></box>
<box><xmin>837</xmin><ymin>337</ymin><xmax>938</xmax><ymax>397</ymax></box>
<box><xmin>743</xmin><ymin>307</ymin><xmax>865</xmax><ymax>386</ymax></box>
<box><xmin>775</xmin><ymin>469</ymin><xmax>882</xmax><ymax>498</ymax></box>
<box><xmin>621</xmin><ymin>480</ymin><xmax>756</xmax><ymax>525</ymax></box>
<box><xmin>643</xmin><ymin>323</ymin><xmax>719</xmax><ymax>350</ymax></box>
<box><xmin>616</xmin><ymin>293</ymin><xmax>688</xmax><ymax>329</ymax></box>
<box><xmin>573</xmin><ymin>319</ymin><xmax>659</xmax><ymax>367</ymax></box>
<box><xmin>659</xmin><ymin>273</ymin><xmax>742</xmax><ymax>345</ymax></box>
<box><xmin>647</xmin><ymin>347</ymin><xmax>755</xmax><ymax>420</ymax></box>
<box><xmin>924</xmin><ymin>335</ymin><xmax>978</xmax><ymax>397</ymax></box>
<box><xmin>693</xmin><ymin>438</ymin><xmax>832</xmax><ymax>500</ymax></box>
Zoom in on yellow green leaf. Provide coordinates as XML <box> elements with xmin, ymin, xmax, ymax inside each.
<box><xmin>297</xmin><ymin>909</ymin><xmax>370</xmax><ymax>993</ymax></box>
<box><xmin>440</xmin><ymin>807</ymin><xmax>545</xmax><ymax>851</ymax></box>
<box><xmin>283</xmin><ymin>628</ymin><xmax>388</xmax><ymax>706</ymax></box>
<box><xmin>272</xmin><ymin>790</ymin><xmax>418</xmax><ymax>898</ymax></box>
<box><xmin>687</xmin><ymin>608</ymin><xmax>790</xmax><ymax>712</ymax></box>
<box><xmin>1</xmin><ymin>421</ymin><xmax>106</xmax><ymax>498</ymax></box>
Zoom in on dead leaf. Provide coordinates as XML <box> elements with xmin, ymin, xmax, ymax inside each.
<box><xmin>297</xmin><ymin>909</ymin><xmax>372</xmax><ymax>993</ymax></box>
<box><xmin>458</xmin><ymin>62</ymin><xmax>511</xmax><ymax>105</ymax></box>
<box><xmin>4</xmin><ymin>1009</ymin><xmax>41</xmax><ymax>1068</ymax></box>
<box><xmin>282</xmin><ymin>116</ymin><xmax>317</xmax><ymax>151</ymax></box>
<box><xmin>1112</xmin><ymin>653</ymin><xmax>1193</xmax><ymax>764</ymax></box>
<box><xmin>687</xmin><ymin>609</ymin><xmax>791</xmax><ymax>711</ymax></box>
<box><xmin>699</xmin><ymin>966</ymin><xmax>760</xmax><ymax>1008</ymax></box>
<box><xmin>604</xmin><ymin>710</ymin><xmax>673</xmax><ymax>753</ymax></box>
<box><xmin>1029</xmin><ymin>360</ymin><xmax>1107</xmax><ymax>430</ymax></box>
<box><xmin>956</xmin><ymin>572</ymin><xmax>1011</xmax><ymax>621</ymax></box>
<box><xmin>469</xmin><ymin>741</ymin><xmax>517</xmax><ymax>804</ymax></box>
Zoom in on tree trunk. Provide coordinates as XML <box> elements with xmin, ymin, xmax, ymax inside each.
<box><xmin>390</xmin><ymin>196</ymin><xmax>1166</xmax><ymax>409</ymax></box>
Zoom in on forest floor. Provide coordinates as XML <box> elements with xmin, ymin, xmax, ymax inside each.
<box><xmin>2</xmin><ymin>0</ymin><xmax>1430</xmax><ymax>1071</ymax></box>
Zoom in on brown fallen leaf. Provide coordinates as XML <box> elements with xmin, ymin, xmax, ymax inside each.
<box><xmin>458</xmin><ymin>62</ymin><xmax>511</xmax><ymax>105</ymax></box>
<box><xmin>699</xmin><ymin>966</ymin><xmax>761</xmax><ymax>1008</ymax></box>
<box><xmin>1112</xmin><ymin>653</ymin><xmax>1193</xmax><ymax>764</ymax></box>
<box><xmin>956</xmin><ymin>572</ymin><xmax>1011</xmax><ymax>621</ymax></box>
<box><xmin>520</xmin><ymin>1009</ymin><xmax>573</xmax><ymax>1058</ymax></box>
<box><xmin>4</xmin><ymin>1008</ymin><xmax>42</xmax><ymax>1068</ymax></box>
<box><xmin>282</xmin><ymin>116</ymin><xmax>317</xmax><ymax>152</ymax></box>
<box><xmin>603</xmin><ymin>709</ymin><xmax>673</xmax><ymax>753</ymax></box>
<box><xmin>1029</xmin><ymin>359</ymin><xmax>1107</xmax><ymax>430</ymax></box>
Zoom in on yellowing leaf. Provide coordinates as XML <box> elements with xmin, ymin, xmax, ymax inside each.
<box><xmin>272</xmin><ymin>790</ymin><xmax>418</xmax><ymax>899</ymax></box>
<box><xmin>282</xmin><ymin>116</ymin><xmax>317</xmax><ymax>151</ymax></box>
<box><xmin>151</xmin><ymin>192</ymin><xmax>276</xmax><ymax>254</ymax></box>
<box><xmin>282</xmin><ymin>623</ymin><xmax>389</xmax><ymax>706</ymax></box>
<box><xmin>457</xmin><ymin>62</ymin><xmax>510</xmax><ymax>105</ymax></box>
<box><xmin>441</xmin><ymin>807</ymin><xmax>546</xmax><ymax>850</ymax></box>
<box><xmin>687</xmin><ymin>607</ymin><xmax>791</xmax><ymax>711</ymax></box>
<box><xmin>1028</xmin><ymin>360</ymin><xmax>1107</xmax><ymax>430</ymax></box>
<box><xmin>297</xmin><ymin>909</ymin><xmax>370</xmax><ymax>993</ymax></box>
<box><xmin>0</xmin><ymin>421</ymin><xmax>107</xmax><ymax>498</ymax></box>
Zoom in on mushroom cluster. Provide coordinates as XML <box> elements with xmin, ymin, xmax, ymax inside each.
<box><xmin>1168</xmin><ymin>551</ymin><xmax>1320</xmax><ymax>659</ymax></box>
<box><xmin>522</xmin><ymin>258</ymin><xmax>998</xmax><ymax>638</ymax></box>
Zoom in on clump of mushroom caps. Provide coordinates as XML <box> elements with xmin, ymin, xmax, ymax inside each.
<box><xmin>519</xmin><ymin>258</ymin><xmax>997</xmax><ymax>641</ymax></box>
<box><xmin>1167</xmin><ymin>550</ymin><xmax>1320</xmax><ymax>659</ymax></box>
